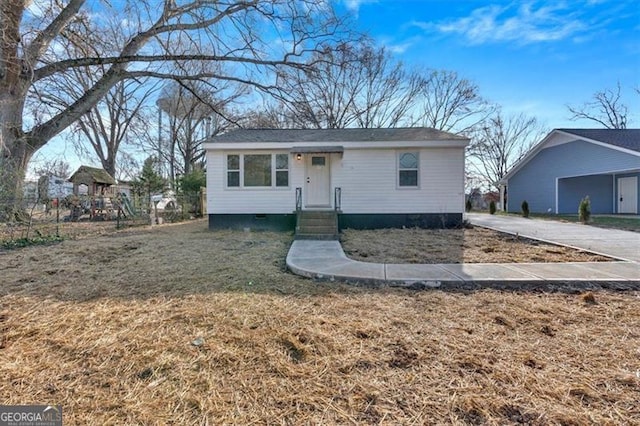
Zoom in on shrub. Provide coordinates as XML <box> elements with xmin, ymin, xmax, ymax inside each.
<box><xmin>489</xmin><ymin>200</ymin><xmax>496</xmax><ymax>215</ymax></box>
<box><xmin>521</xmin><ymin>200</ymin><xmax>529</xmax><ymax>218</ymax></box>
<box><xmin>1</xmin><ymin>235</ymin><xmax>64</xmax><ymax>250</ymax></box>
<box><xmin>578</xmin><ymin>196</ymin><xmax>591</xmax><ymax>223</ymax></box>
<box><xmin>465</xmin><ymin>199</ymin><xmax>472</xmax><ymax>212</ymax></box>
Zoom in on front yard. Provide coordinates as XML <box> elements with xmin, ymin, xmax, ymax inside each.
<box><xmin>341</xmin><ymin>226</ymin><xmax>611</xmax><ymax>264</ymax></box>
<box><xmin>1</xmin><ymin>221</ymin><xmax>638</xmax><ymax>424</ymax></box>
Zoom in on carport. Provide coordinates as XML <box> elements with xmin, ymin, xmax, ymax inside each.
<box><xmin>556</xmin><ymin>169</ymin><xmax>638</xmax><ymax>214</ymax></box>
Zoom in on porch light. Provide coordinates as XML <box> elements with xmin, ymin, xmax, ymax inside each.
<box><xmin>296</xmin><ymin>153</ymin><xmax>302</xmax><ymax>161</ymax></box>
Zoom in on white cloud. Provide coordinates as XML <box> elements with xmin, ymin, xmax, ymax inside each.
<box><xmin>343</xmin><ymin>0</ymin><xmax>377</xmax><ymax>17</ymax></box>
<box><xmin>386</xmin><ymin>41</ymin><xmax>412</xmax><ymax>55</ymax></box>
<box><xmin>418</xmin><ymin>2</ymin><xmax>588</xmax><ymax>45</ymax></box>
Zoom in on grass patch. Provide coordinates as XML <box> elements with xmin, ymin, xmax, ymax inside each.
<box><xmin>551</xmin><ymin>214</ymin><xmax>640</xmax><ymax>232</ymax></box>
<box><xmin>1</xmin><ymin>234</ymin><xmax>64</xmax><ymax>250</ymax></box>
<box><xmin>494</xmin><ymin>211</ymin><xmax>640</xmax><ymax>232</ymax></box>
<box><xmin>341</xmin><ymin>227</ymin><xmax>611</xmax><ymax>264</ymax></box>
<box><xmin>0</xmin><ymin>220</ymin><xmax>638</xmax><ymax>424</ymax></box>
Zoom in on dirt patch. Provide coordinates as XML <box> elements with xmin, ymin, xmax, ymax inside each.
<box><xmin>341</xmin><ymin>226</ymin><xmax>612</xmax><ymax>263</ymax></box>
<box><xmin>0</xmin><ymin>220</ymin><xmax>638</xmax><ymax>424</ymax></box>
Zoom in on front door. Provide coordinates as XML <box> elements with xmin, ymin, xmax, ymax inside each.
<box><xmin>305</xmin><ymin>154</ymin><xmax>331</xmax><ymax>207</ymax></box>
<box><xmin>618</xmin><ymin>176</ymin><xmax>638</xmax><ymax>214</ymax></box>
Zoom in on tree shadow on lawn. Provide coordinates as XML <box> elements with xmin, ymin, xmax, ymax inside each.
<box><xmin>0</xmin><ymin>220</ymin><xmax>635</xmax><ymax>303</ymax></box>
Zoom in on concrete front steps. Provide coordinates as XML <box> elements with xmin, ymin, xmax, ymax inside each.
<box><xmin>296</xmin><ymin>210</ymin><xmax>339</xmax><ymax>240</ymax></box>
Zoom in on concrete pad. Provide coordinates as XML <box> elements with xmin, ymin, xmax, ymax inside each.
<box><xmin>511</xmin><ymin>262</ymin><xmax>629</xmax><ymax>281</ymax></box>
<box><xmin>288</xmin><ymin>258</ymin><xmax>353</xmax><ymax>272</ymax></box>
<box><xmin>438</xmin><ymin>263</ymin><xmax>541</xmax><ymax>282</ymax></box>
<box><xmin>571</xmin><ymin>262</ymin><xmax>640</xmax><ymax>281</ymax></box>
<box><xmin>286</xmin><ymin>225</ymin><xmax>638</xmax><ymax>288</ymax></box>
<box><xmin>385</xmin><ymin>263</ymin><xmax>462</xmax><ymax>284</ymax></box>
<box><xmin>287</xmin><ymin>240</ymin><xmax>348</xmax><ymax>261</ymax></box>
<box><xmin>467</xmin><ymin>213</ymin><xmax>640</xmax><ymax>262</ymax></box>
<box><xmin>319</xmin><ymin>260</ymin><xmax>386</xmax><ymax>282</ymax></box>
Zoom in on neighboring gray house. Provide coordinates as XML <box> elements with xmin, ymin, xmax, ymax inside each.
<box><xmin>500</xmin><ymin>129</ymin><xmax>640</xmax><ymax>215</ymax></box>
<box><xmin>204</xmin><ymin>128</ymin><xmax>469</xmax><ymax>233</ymax></box>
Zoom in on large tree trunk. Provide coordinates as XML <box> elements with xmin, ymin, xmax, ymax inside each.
<box><xmin>103</xmin><ymin>157</ymin><xmax>117</xmax><ymax>180</ymax></box>
<box><xmin>1</xmin><ymin>1</ymin><xmax>41</xmax><ymax>221</ymax></box>
<box><xmin>0</xmin><ymin>150</ymin><xmax>32</xmax><ymax>221</ymax></box>
<box><xmin>0</xmin><ymin>87</ymin><xmax>34</xmax><ymax>221</ymax></box>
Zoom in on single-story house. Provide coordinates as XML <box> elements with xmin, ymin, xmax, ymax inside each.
<box><xmin>499</xmin><ymin>129</ymin><xmax>640</xmax><ymax>215</ymax></box>
<box><xmin>204</xmin><ymin>128</ymin><xmax>469</xmax><ymax>231</ymax></box>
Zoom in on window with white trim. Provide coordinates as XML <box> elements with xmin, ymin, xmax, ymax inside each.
<box><xmin>244</xmin><ymin>154</ymin><xmax>271</xmax><ymax>186</ymax></box>
<box><xmin>225</xmin><ymin>153</ymin><xmax>290</xmax><ymax>188</ymax></box>
<box><xmin>227</xmin><ymin>155</ymin><xmax>240</xmax><ymax>187</ymax></box>
<box><xmin>398</xmin><ymin>151</ymin><xmax>419</xmax><ymax>187</ymax></box>
<box><xmin>275</xmin><ymin>154</ymin><xmax>289</xmax><ymax>187</ymax></box>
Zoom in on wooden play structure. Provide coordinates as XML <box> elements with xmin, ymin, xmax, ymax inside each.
<box><xmin>68</xmin><ymin>165</ymin><xmax>118</xmax><ymax>220</ymax></box>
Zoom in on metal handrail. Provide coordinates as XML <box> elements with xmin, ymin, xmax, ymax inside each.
<box><xmin>334</xmin><ymin>187</ymin><xmax>341</xmax><ymax>211</ymax></box>
<box><xmin>295</xmin><ymin>187</ymin><xmax>302</xmax><ymax>211</ymax></box>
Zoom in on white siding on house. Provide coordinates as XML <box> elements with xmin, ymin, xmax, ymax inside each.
<box><xmin>207</xmin><ymin>146</ymin><xmax>465</xmax><ymax>215</ymax></box>
<box><xmin>207</xmin><ymin>150</ymin><xmax>297</xmax><ymax>214</ymax></box>
<box><xmin>333</xmin><ymin>148</ymin><xmax>464</xmax><ymax>214</ymax></box>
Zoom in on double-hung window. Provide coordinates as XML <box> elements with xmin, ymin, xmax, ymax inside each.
<box><xmin>398</xmin><ymin>151</ymin><xmax>419</xmax><ymax>187</ymax></box>
<box><xmin>226</xmin><ymin>153</ymin><xmax>289</xmax><ymax>188</ymax></box>
<box><xmin>227</xmin><ymin>155</ymin><xmax>240</xmax><ymax>187</ymax></box>
<box><xmin>275</xmin><ymin>154</ymin><xmax>289</xmax><ymax>187</ymax></box>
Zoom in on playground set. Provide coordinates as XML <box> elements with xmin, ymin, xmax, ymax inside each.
<box><xmin>65</xmin><ymin>165</ymin><xmax>139</xmax><ymax>222</ymax></box>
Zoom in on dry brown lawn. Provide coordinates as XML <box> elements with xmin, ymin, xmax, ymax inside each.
<box><xmin>341</xmin><ymin>227</ymin><xmax>612</xmax><ymax>264</ymax></box>
<box><xmin>1</xmin><ymin>220</ymin><xmax>638</xmax><ymax>425</ymax></box>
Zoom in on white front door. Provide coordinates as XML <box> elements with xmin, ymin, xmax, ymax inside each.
<box><xmin>618</xmin><ymin>176</ymin><xmax>638</xmax><ymax>214</ymax></box>
<box><xmin>305</xmin><ymin>154</ymin><xmax>331</xmax><ymax>207</ymax></box>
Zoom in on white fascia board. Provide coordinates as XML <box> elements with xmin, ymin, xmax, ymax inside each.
<box><xmin>555</xmin><ymin>130</ymin><xmax>640</xmax><ymax>157</ymax></box>
<box><xmin>204</xmin><ymin>139</ymin><xmax>469</xmax><ymax>151</ymax></box>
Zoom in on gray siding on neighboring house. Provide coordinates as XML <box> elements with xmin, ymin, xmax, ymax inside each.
<box><xmin>558</xmin><ymin>175</ymin><xmax>613</xmax><ymax>214</ymax></box>
<box><xmin>507</xmin><ymin>140</ymin><xmax>640</xmax><ymax>213</ymax></box>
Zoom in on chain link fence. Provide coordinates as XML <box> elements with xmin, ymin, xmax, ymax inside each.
<box><xmin>1</xmin><ymin>188</ymin><xmax>206</xmax><ymax>246</ymax></box>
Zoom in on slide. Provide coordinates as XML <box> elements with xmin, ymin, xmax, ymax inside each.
<box><xmin>120</xmin><ymin>193</ymin><xmax>136</xmax><ymax>218</ymax></box>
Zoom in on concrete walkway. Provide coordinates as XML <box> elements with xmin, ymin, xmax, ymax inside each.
<box><xmin>467</xmin><ymin>213</ymin><xmax>640</xmax><ymax>262</ymax></box>
<box><xmin>286</xmin><ymin>215</ymin><xmax>639</xmax><ymax>289</ymax></box>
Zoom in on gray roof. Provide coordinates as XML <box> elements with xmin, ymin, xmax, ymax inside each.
<box><xmin>558</xmin><ymin>129</ymin><xmax>640</xmax><ymax>153</ymax></box>
<box><xmin>209</xmin><ymin>127</ymin><xmax>467</xmax><ymax>143</ymax></box>
<box><xmin>69</xmin><ymin>165</ymin><xmax>117</xmax><ymax>185</ymax></box>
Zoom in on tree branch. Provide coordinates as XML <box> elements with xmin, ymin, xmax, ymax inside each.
<box><xmin>23</xmin><ymin>0</ymin><xmax>86</xmax><ymax>70</ymax></box>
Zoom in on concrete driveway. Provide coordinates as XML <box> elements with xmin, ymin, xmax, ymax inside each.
<box><xmin>466</xmin><ymin>213</ymin><xmax>640</xmax><ymax>263</ymax></box>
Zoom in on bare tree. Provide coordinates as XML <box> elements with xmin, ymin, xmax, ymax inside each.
<box><xmin>353</xmin><ymin>46</ymin><xmax>425</xmax><ymax>128</ymax></box>
<box><xmin>273</xmin><ymin>42</ymin><xmax>424</xmax><ymax>129</ymax></box>
<box><xmin>241</xmin><ymin>101</ymin><xmax>300</xmax><ymax>129</ymax></box>
<box><xmin>0</xmin><ymin>0</ymin><xmax>347</xmax><ymax>220</ymax></box>
<box><xmin>155</xmin><ymin>78</ymin><xmax>245</xmax><ymax>184</ymax></box>
<box><xmin>567</xmin><ymin>82</ymin><xmax>629</xmax><ymax>129</ymax></box>
<box><xmin>468</xmin><ymin>111</ymin><xmax>545</xmax><ymax>191</ymax></box>
<box><xmin>73</xmin><ymin>80</ymin><xmax>155</xmax><ymax>178</ymax></box>
<box><xmin>27</xmin><ymin>10</ymin><xmax>157</xmax><ymax>179</ymax></box>
<box><xmin>33</xmin><ymin>159</ymin><xmax>71</xmax><ymax>179</ymax></box>
<box><xmin>417</xmin><ymin>70</ymin><xmax>493</xmax><ymax>134</ymax></box>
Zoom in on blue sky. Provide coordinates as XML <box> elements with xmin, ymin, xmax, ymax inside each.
<box><xmin>337</xmin><ymin>0</ymin><xmax>639</xmax><ymax>127</ymax></box>
<box><xmin>30</xmin><ymin>0</ymin><xmax>639</xmax><ymax>177</ymax></box>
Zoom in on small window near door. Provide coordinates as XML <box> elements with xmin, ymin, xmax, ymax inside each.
<box><xmin>311</xmin><ymin>156</ymin><xmax>326</xmax><ymax>166</ymax></box>
<box><xmin>227</xmin><ymin>155</ymin><xmax>240</xmax><ymax>187</ymax></box>
<box><xmin>275</xmin><ymin>154</ymin><xmax>289</xmax><ymax>187</ymax></box>
<box><xmin>398</xmin><ymin>151</ymin><xmax>419</xmax><ymax>187</ymax></box>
